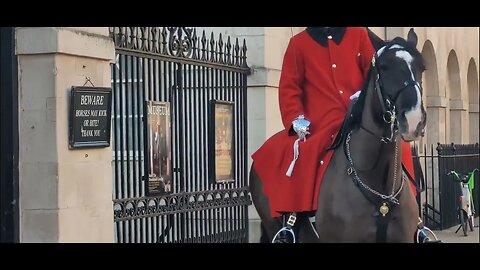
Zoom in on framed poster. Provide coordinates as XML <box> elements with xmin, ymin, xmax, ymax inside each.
<box><xmin>209</xmin><ymin>100</ymin><xmax>235</xmax><ymax>184</ymax></box>
<box><xmin>145</xmin><ymin>101</ymin><xmax>172</xmax><ymax>195</ymax></box>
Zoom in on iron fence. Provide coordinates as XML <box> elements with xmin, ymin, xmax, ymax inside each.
<box><xmin>414</xmin><ymin>143</ymin><xmax>479</xmax><ymax>230</ymax></box>
<box><xmin>110</xmin><ymin>27</ymin><xmax>251</xmax><ymax>243</ymax></box>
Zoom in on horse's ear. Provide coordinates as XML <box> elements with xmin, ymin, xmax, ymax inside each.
<box><xmin>366</xmin><ymin>27</ymin><xmax>385</xmax><ymax>51</ymax></box>
<box><xmin>407</xmin><ymin>28</ymin><xmax>418</xmax><ymax>47</ymax></box>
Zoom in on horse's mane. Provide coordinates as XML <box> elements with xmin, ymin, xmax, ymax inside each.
<box><xmin>348</xmin><ymin>67</ymin><xmax>372</xmax><ymax>131</ymax></box>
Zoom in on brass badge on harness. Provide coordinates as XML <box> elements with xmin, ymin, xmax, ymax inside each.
<box><xmin>379</xmin><ymin>202</ymin><xmax>390</xmax><ymax>216</ymax></box>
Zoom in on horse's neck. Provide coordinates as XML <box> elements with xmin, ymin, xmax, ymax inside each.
<box><xmin>348</xmin><ymin>78</ymin><xmax>403</xmax><ymax>193</ymax></box>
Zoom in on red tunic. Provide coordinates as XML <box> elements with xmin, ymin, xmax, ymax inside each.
<box><xmin>251</xmin><ymin>27</ymin><xmax>416</xmax><ymax>218</ymax></box>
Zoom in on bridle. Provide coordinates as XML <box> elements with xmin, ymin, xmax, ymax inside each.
<box><xmin>361</xmin><ymin>48</ymin><xmax>422</xmax><ymax>144</ymax></box>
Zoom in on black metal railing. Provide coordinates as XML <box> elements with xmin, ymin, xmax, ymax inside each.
<box><xmin>413</xmin><ymin>144</ymin><xmax>442</xmax><ymax>229</ymax></box>
<box><xmin>110</xmin><ymin>27</ymin><xmax>251</xmax><ymax>243</ymax></box>
<box><xmin>413</xmin><ymin>143</ymin><xmax>479</xmax><ymax>230</ymax></box>
<box><xmin>437</xmin><ymin>143</ymin><xmax>479</xmax><ymax>229</ymax></box>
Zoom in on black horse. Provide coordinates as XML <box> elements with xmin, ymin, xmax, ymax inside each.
<box><xmin>250</xmin><ymin>28</ymin><xmax>427</xmax><ymax>243</ymax></box>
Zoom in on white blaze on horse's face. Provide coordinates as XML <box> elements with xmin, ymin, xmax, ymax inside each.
<box><xmin>377</xmin><ymin>44</ymin><xmax>403</xmax><ymax>57</ymax></box>
<box><xmin>395</xmin><ymin>49</ymin><xmax>424</xmax><ymax>141</ymax></box>
<box><xmin>377</xmin><ymin>46</ymin><xmax>387</xmax><ymax>56</ymax></box>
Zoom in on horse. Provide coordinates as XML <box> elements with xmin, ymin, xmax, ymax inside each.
<box><xmin>249</xmin><ymin>28</ymin><xmax>427</xmax><ymax>243</ymax></box>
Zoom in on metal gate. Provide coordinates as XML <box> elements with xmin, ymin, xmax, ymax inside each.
<box><xmin>109</xmin><ymin>27</ymin><xmax>251</xmax><ymax>243</ymax></box>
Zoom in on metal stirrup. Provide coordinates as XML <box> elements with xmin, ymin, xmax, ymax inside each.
<box><xmin>272</xmin><ymin>213</ymin><xmax>297</xmax><ymax>243</ymax></box>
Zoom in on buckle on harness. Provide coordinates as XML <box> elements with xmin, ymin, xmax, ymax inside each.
<box><xmin>287</xmin><ymin>214</ymin><xmax>297</xmax><ymax>227</ymax></box>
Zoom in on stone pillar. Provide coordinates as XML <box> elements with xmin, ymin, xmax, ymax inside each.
<box><xmin>247</xmin><ymin>27</ymin><xmax>308</xmax><ymax>242</ymax></box>
<box><xmin>386</xmin><ymin>27</ymin><xmax>406</xmax><ymax>40</ymax></box>
<box><xmin>16</xmin><ymin>27</ymin><xmax>115</xmax><ymax>242</ymax></box>
<box><xmin>368</xmin><ymin>27</ymin><xmax>386</xmax><ymax>40</ymax></box>
<box><xmin>426</xmin><ymin>96</ymin><xmax>448</xmax><ymax>144</ymax></box>
<box><xmin>425</xmin><ymin>96</ymin><xmax>447</xmax><ymax>208</ymax></box>
<box><xmin>449</xmin><ymin>99</ymin><xmax>469</xmax><ymax>143</ymax></box>
<box><xmin>469</xmin><ymin>103</ymin><xmax>479</xmax><ymax>143</ymax></box>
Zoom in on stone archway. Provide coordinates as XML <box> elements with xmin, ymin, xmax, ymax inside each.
<box><xmin>421</xmin><ymin>40</ymin><xmax>442</xmax><ymax>148</ymax></box>
<box><xmin>467</xmin><ymin>58</ymin><xmax>479</xmax><ymax>143</ymax></box>
<box><xmin>447</xmin><ymin>50</ymin><xmax>464</xmax><ymax>144</ymax></box>
<box><xmin>420</xmin><ymin>40</ymin><xmax>442</xmax><ymax>212</ymax></box>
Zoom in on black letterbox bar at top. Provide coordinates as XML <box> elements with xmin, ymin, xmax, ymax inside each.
<box><xmin>69</xmin><ymin>86</ymin><xmax>112</xmax><ymax>149</ymax></box>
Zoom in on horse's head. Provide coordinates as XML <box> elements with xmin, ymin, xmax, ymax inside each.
<box><xmin>368</xmin><ymin>28</ymin><xmax>427</xmax><ymax>142</ymax></box>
